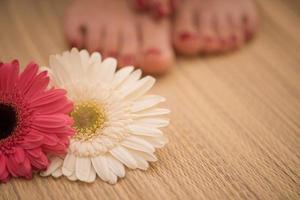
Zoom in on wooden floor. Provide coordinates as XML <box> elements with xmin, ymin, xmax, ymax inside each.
<box><xmin>0</xmin><ymin>0</ymin><xmax>299</xmax><ymax>199</ymax></box>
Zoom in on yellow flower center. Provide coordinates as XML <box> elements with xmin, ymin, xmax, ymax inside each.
<box><xmin>71</xmin><ymin>101</ymin><xmax>106</xmax><ymax>140</ymax></box>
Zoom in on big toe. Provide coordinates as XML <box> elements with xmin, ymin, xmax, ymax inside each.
<box><xmin>172</xmin><ymin>3</ymin><xmax>200</xmax><ymax>55</ymax></box>
<box><xmin>139</xmin><ymin>16</ymin><xmax>174</xmax><ymax>75</ymax></box>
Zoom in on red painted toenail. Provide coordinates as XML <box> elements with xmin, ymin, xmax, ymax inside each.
<box><xmin>137</xmin><ymin>0</ymin><xmax>146</xmax><ymax>9</ymax></box>
<box><xmin>220</xmin><ymin>39</ymin><xmax>226</xmax><ymax>45</ymax></box>
<box><xmin>121</xmin><ymin>55</ymin><xmax>135</xmax><ymax>65</ymax></box>
<box><xmin>70</xmin><ymin>40</ymin><xmax>79</xmax><ymax>48</ymax></box>
<box><xmin>156</xmin><ymin>4</ymin><xmax>170</xmax><ymax>17</ymax></box>
<box><xmin>108</xmin><ymin>51</ymin><xmax>118</xmax><ymax>58</ymax></box>
<box><xmin>204</xmin><ymin>36</ymin><xmax>212</xmax><ymax>44</ymax></box>
<box><xmin>245</xmin><ymin>30</ymin><xmax>253</xmax><ymax>40</ymax></box>
<box><xmin>171</xmin><ymin>0</ymin><xmax>178</xmax><ymax>11</ymax></box>
<box><xmin>145</xmin><ymin>48</ymin><xmax>161</xmax><ymax>55</ymax></box>
<box><xmin>230</xmin><ymin>35</ymin><xmax>237</xmax><ymax>43</ymax></box>
<box><xmin>180</xmin><ymin>32</ymin><xmax>195</xmax><ymax>41</ymax></box>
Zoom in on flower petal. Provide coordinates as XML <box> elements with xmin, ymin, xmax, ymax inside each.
<box><xmin>62</xmin><ymin>153</ymin><xmax>76</xmax><ymax>176</ymax></box>
<box><xmin>75</xmin><ymin>156</ymin><xmax>91</xmax><ymax>182</ymax></box>
<box><xmin>110</xmin><ymin>146</ymin><xmax>137</xmax><ymax>169</ymax></box>
<box><xmin>91</xmin><ymin>155</ymin><xmax>117</xmax><ymax>184</ymax></box>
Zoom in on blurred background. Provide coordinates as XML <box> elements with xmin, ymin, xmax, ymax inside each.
<box><xmin>0</xmin><ymin>0</ymin><xmax>299</xmax><ymax>199</ymax></box>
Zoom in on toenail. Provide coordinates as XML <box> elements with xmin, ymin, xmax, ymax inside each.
<box><xmin>108</xmin><ymin>51</ymin><xmax>118</xmax><ymax>58</ymax></box>
<box><xmin>220</xmin><ymin>39</ymin><xmax>226</xmax><ymax>45</ymax></box>
<box><xmin>70</xmin><ymin>40</ymin><xmax>79</xmax><ymax>48</ymax></box>
<box><xmin>245</xmin><ymin>30</ymin><xmax>253</xmax><ymax>40</ymax></box>
<box><xmin>204</xmin><ymin>36</ymin><xmax>213</xmax><ymax>44</ymax></box>
<box><xmin>230</xmin><ymin>35</ymin><xmax>237</xmax><ymax>43</ymax></box>
<box><xmin>157</xmin><ymin>4</ymin><xmax>170</xmax><ymax>17</ymax></box>
<box><xmin>121</xmin><ymin>55</ymin><xmax>135</xmax><ymax>65</ymax></box>
<box><xmin>180</xmin><ymin>32</ymin><xmax>196</xmax><ymax>41</ymax></box>
<box><xmin>137</xmin><ymin>0</ymin><xmax>147</xmax><ymax>9</ymax></box>
<box><xmin>145</xmin><ymin>48</ymin><xmax>161</xmax><ymax>55</ymax></box>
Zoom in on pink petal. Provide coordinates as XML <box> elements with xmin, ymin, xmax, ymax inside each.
<box><xmin>14</xmin><ymin>147</ymin><xmax>25</xmax><ymax>164</ymax></box>
<box><xmin>24</xmin><ymin>71</ymin><xmax>49</xmax><ymax>99</ymax></box>
<box><xmin>30</xmin><ymin>93</ymin><xmax>73</xmax><ymax>115</ymax></box>
<box><xmin>6</xmin><ymin>156</ymin><xmax>19</xmax><ymax>177</ymax></box>
<box><xmin>0</xmin><ymin>168</ymin><xmax>10</xmax><ymax>183</ymax></box>
<box><xmin>20</xmin><ymin>131</ymin><xmax>44</xmax><ymax>149</ymax></box>
<box><xmin>26</xmin><ymin>150</ymin><xmax>48</xmax><ymax>170</ymax></box>
<box><xmin>0</xmin><ymin>153</ymin><xmax>7</xmax><ymax>175</ymax></box>
<box><xmin>29</xmin><ymin>89</ymin><xmax>67</xmax><ymax>107</ymax></box>
<box><xmin>18</xmin><ymin>157</ymin><xmax>32</xmax><ymax>179</ymax></box>
<box><xmin>0</xmin><ymin>61</ymin><xmax>19</xmax><ymax>92</ymax></box>
<box><xmin>26</xmin><ymin>148</ymin><xmax>43</xmax><ymax>158</ymax></box>
<box><xmin>42</xmin><ymin>133</ymin><xmax>59</xmax><ymax>146</ymax></box>
<box><xmin>17</xmin><ymin>62</ymin><xmax>39</xmax><ymax>93</ymax></box>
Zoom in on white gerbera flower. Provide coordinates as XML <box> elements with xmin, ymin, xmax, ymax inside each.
<box><xmin>40</xmin><ymin>48</ymin><xmax>169</xmax><ymax>184</ymax></box>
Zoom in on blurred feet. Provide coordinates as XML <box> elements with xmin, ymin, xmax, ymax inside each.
<box><xmin>64</xmin><ymin>0</ymin><xmax>174</xmax><ymax>75</ymax></box>
<box><xmin>173</xmin><ymin>0</ymin><xmax>258</xmax><ymax>55</ymax></box>
<box><xmin>64</xmin><ymin>0</ymin><xmax>258</xmax><ymax>75</ymax></box>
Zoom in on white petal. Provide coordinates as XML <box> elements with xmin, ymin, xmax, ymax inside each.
<box><xmin>91</xmin><ymin>156</ymin><xmax>117</xmax><ymax>184</ymax></box>
<box><xmin>52</xmin><ymin>168</ymin><xmax>63</xmax><ymax>178</ymax></box>
<box><xmin>67</xmin><ymin>172</ymin><xmax>77</xmax><ymax>181</ymax></box>
<box><xmin>90</xmin><ymin>51</ymin><xmax>102</xmax><ymax>63</ymax></box>
<box><xmin>106</xmin><ymin>156</ymin><xmax>125</xmax><ymax>178</ymax></box>
<box><xmin>131</xmin><ymin>95</ymin><xmax>166</xmax><ymax>112</ymax></box>
<box><xmin>126</xmin><ymin>150</ymin><xmax>149</xmax><ymax>170</ymax></box>
<box><xmin>127</xmin><ymin>124</ymin><xmax>163</xmax><ymax>137</ymax></box>
<box><xmin>141</xmin><ymin>136</ymin><xmax>169</xmax><ymax>148</ymax></box>
<box><xmin>127</xmin><ymin>149</ymin><xmax>158</xmax><ymax>162</ymax></box>
<box><xmin>121</xmin><ymin>76</ymin><xmax>155</xmax><ymax>100</ymax></box>
<box><xmin>122</xmin><ymin>136</ymin><xmax>155</xmax><ymax>153</ymax></box>
<box><xmin>79</xmin><ymin>49</ymin><xmax>90</xmax><ymax>66</ymax></box>
<box><xmin>40</xmin><ymin>156</ymin><xmax>63</xmax><ymax>176</ymax></box>
<box><xmin>75</xmin><ymin>157</ymin><xmax>91</xmax><ymax>182</ymax></box>
<box><xmin>117</xmin><ymin>69</ymin><xmax>142</xmax><ymax>92</ymax></box>
<box><xmin>98</xmin><ymin>57</ymin><xmax>117</xmax><ymax>84</ymax></box>
<box><xmin>86</xmin><ymin>166</ymin><xmax>96</xmax><ymax>183</ymax></box>
<box><xmin>133</xmin><ymin>108</ymin><xmax>170</xmax><ymax>118</ymax></box>
<box><xmin>62</xmin><ymin>153</ymin><xmax>76</xmax><ymax>176</ymax></box>
<box><xmin>111</xmin><ymin>66</ymin><xmax>134</xmax><ymax>88</ymax></box>
<box><xmin>135</xmin><ymin>118</ymin><xmax>170</xmax><ymax>128</ymax></box>
<box><xmin>110</xmin><ymin>146</ymin><xmax>137</xmax><ymax>169</ymax></box>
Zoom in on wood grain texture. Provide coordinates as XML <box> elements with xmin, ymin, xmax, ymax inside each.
<box><xmin>0</xmin><ymin>0</ymin><xmax>299</xmax><ymax>199</ymax></box>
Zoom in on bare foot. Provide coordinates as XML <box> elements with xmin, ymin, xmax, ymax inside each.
<box><xmin>134</xmin><ymin>0</ymin><xmax>178</xmax><ymax>18</ymax></box>
<box><xmin>64</xmin><ymin>0</ymin><xmax>174</xmax><ymax>75</ymax></box>
<box><xmin>173</xmin><ymin>0</ymin><xmax>258</xmax><ymax>55</ymax></box>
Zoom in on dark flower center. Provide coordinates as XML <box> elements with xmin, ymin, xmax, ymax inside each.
<box><xmin>0</xmin><ymin>103</ymin><xmax>18</xmax><ymax>140</ymax></box>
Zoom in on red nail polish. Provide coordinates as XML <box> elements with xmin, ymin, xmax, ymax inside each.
<box><xmin>146</xmin><ymin>48</ymin><xmax>161</xmax><ymax>55</ymax></box>
<box><xmin>245</xmin><ymin>30</ymin><xmax>253</xmax><ymax>40</ymax></box>
<box><xmin>121</xmin><ymin>55</ymin><xmax>135</xmax><ymax>65</ymax></box>
<box><xmin>220</xmin><ymin>39</ymin><xmax>226</xmax><ymax>45</ymax></box>
<box><xmin>204</xmin><ymin>36</ymin><xmax>212</xmax><ymax>44</ymax></box>
<box><xmin>108</xmin><ymin>51</ymin><xmax>118</xmax><ymax>58</ymax></box>
<box><xmin>70</xmin><ymin>40</ymin><xmax>78</xmax><ymax>48</ymax></box>
<box><xmin>137</xmin><ymin>0</ymin><xmax>146</xmax><ymax>9</ymax></box>
<box><xmin>231</xmin><ymin>35</ymin><xmax>237</xmax><ymax>43</ymax></box>
<box><xmin>180</xmin><ymin>32</ymin><xmax>195</xmax><ymax>41</ymax></box>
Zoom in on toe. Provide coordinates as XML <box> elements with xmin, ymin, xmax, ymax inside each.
<box><xmin>243</xmin><ymin>2</ymin><xmax>258</xmax><ymax>41</ymax></box>
<box><xmin>85</xmin><ymin>22</ymin><xmax>103</xmax><ymax>53</ymax></box>
<box><xmin>118</xmin><ymin>26</ymin><xmax>139</xmax><ymax>68</ymax></box>
<box><xmin>230</xmin><ymin>12</ymin><xmax>246</xmax><ymax>49</ymax></box>
<box><xmin>103</xmin><ymin>27</ymin><xmax>121</xmax><ymax>59</ymax></box>
<box><xmin>215</xmin><ymin>12</ymin><xmax>232</xmax><ymax>52</ymax></box>
<box><xmin>64</xmin><ymin>9</ymin><xmax>84</xmax><ymax>48</ymax></box>
<box><xmin>198</xmin><ymin>11</ymin><xmax>220</xmax><ymax>53</ymax></box>
<box><xmin>152</xmin><ymin>0</ymin><xmax>172</xmax><ymax>17</ymax></box>
<box><xmin>173</xmin><ymin>3</ymin><xmax>199</xmax><ymax>55</ymax></box>
<box><xmin>139</xmin><ymin>17</ymin><xmax>174</xmax><ymax>75</ymax></box>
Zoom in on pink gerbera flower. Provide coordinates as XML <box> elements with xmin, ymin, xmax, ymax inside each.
<box><xmin>0</xmin><ymin>60</ymin><xmax>74</xmax><ymax>183</ymax></box>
